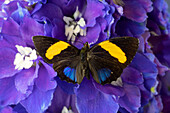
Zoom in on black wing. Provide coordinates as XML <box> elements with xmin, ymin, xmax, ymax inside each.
<box><xmin>88</xmin><ymin>37</ymin><xmax>139</xmax><ymax>85</ymax></box>
<box><xmin>33</xmin><ymin>36</ymin><xmax>85</xmax><ymax>84</ymax></box>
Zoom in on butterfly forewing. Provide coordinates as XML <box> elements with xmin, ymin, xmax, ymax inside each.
<box><xmin>33</xmin><ymin>36</ymin><xmax>83</xmax><ymax>83</ymax></box>
<box><xmin>88</xmin><ymin>37</ymin><xmax>139</xmax><ymax>84</ymax></box>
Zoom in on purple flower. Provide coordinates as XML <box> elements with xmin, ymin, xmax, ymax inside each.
<box><xmin>31</xmin><ymin>0</ymin><xmax>115</xmax><ymax>49</ymax></box>
<box><xmin>147</xmin><ymin>0</ymin><xmax>170</xmax><ymax>36</ymax></box>
<box><xmin>0</xmin><ymin>0</ymin><xmax>170</xmax><ymax>113</ymax></box>
<box><xmin>0</xmin><ymin>1</ymin><xmax>57</xmax><ymax>113</ymax></box>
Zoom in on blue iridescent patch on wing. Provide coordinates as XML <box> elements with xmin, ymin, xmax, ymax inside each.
<box><xmin>63</xmin><ymin>67</ymin><xmax>76</xmax><ymax>82</ymax></box>
<box><xmin>97</xmin><ymin>68</ymin><xmax>111</xmax><ymax>83</ymax></box>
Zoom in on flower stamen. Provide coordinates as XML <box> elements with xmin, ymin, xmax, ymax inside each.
<box><xmin>14</xmin><ymin>45</ymin><xmax>37</xmax><ymax>70</ymax></box>
<box><xmin>61</xmin><ymin>106</ymin><xmax>74</xmax><ymax>113</ymax></box>
<box><xmin>63</xmin><ymin>7</ymin><xmax>86</xmax><ymax>44</ymax></box>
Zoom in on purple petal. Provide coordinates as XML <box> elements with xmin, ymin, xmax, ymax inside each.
<box><xmin>123</xmin><ymin>0</ymin><xmax>153</xmax><ymax>22</ymax></box>
<box><xmin>11</xmin><ymin>2</ymin><xmax>30</xmax><ymax>24</ymax></box>
<box><xmin>148</xmin><ymin>35</ymin><xmax>170</xmax><ymax>67</ymax></box>
<box><xmin>32</xmin><ymin>3</ymin><xmax>63</xmax><ymax>21</ymax></box>
<box><xmin>94</xmin><ymin>18</ymin><xmax>108</xmax><ymax>43</ymax></box>
<box><xmin>27</xmin><ymin>0</ymin><xmax>47</xmax><ymax>5</ymax></box>
<box><xmin>52</xmin><ymin>18</ymin><xmax>66</xmax><ymax>40</ymax></box>
<box><xmin>0</xmin><ymin>11</ymin><xmax>7</xmax><ymax>19</ymax></box>
<box><xmin>3</xmin><ymin>1</ymin><xmax>19</xmax><ymax>16</ymax></box>
<box><xmin>21</xmin><ymin>87</ymin><xmax>55</xmax><ymax>113</ymax></box>
<box><xmin>14</xmin><ymin>65</ymin><xmax>38</xmax><ymax>94</ymax></box>
<box><xmin>137</xmin><ymin>31</ymin><xmax>151</xmax><ymax>52</ymax></box>
<box><xmin>121</xmin><ymin>66</ymin><xmax>144</xmax><ymax>85</ymax></box>
<box><xmin>0</xmin><ymin>48</ymin><xmax>18</xmax><ymax>79</ymax></box>
<box><xmin>43</xmin><ymin>18</ymin><xmax>53</xmax><ymax>37</ymax></box>
<box><xmin>149</xmin><ymin>0</ymin><xmax>169</xmax><ymax>35</ymax></box>
<box><xmin>160</xmin><ymin>70</ymin><xmax>170</xmax><ymax>95</ymax></box>
<box><xmin>143</xmin><ymin>96</ymin><xmax>163</xmax><ymax>113</ymax></box>
<box><xmin>74</xmin><ymin>23</ymin><xmax>101</xmax><ymax>49</ymax></box>
<box><xmin>35</xmin><ymin>60</ymin><xmax>57</xmax><ymax>91</ymax></box>
<box><xmin>0</xmin><ymin>34</ymin><xmax>26</xmax><ymax>50</ymax></box>
<box><xmin>154</xmin><ymin>58</ymin><xmax>168</xmax><ymax>76</ymax></box>
<box><xmin>144</xmin><ymin>73</ymin><xmax>158</xmax><ymax>92</ymax></box>
<box><xmin>75</xmin><ymin>78</ymin><xmax>98</xmax><ymax>100</ymax></box>
<box><xmin>76</xmin><ymin>80</ymin><xmax>119</xmax><ymax>113</ymax></box>
<box><xmin>118</xmin><ymin>83</ymin><xmax>141</xmax><ymax>113</ymax></box>
<box><xmin>3</xmin><ymin>1</ymin><xmax>28</xmax><ymax>17</ymax></box>
<box><xmin>75</xmin><ymin>78</ymin><xmax>119</xmax><ymax>113</ymax></box>
<box><xmin>93</xmin><ymin>81</ymin><xmax>125</xmax><ymax>97</ymax></box>
<box><xmin>130</xmin><ymin>53</ymin><xmax>158</xmax><ymax>91</ymax></box>
<box><xmin>147</xmin><ymin>19</ymin><xmax>161</xmax><ymax>36</ymax></box>
<box><xmin>48</xmin><ymin>0</ymin><xmax>86</xmax><ymax>16</ymax></box>
<box><xmin>84</xmin><ymin>0</ymin><xmax>105</xmax><ymax>27</ymax></box>
<box><xmin>130</xmin><ymin>53</ymin><xmax>158</xmax><ymax>73</ymax></box>
<box><xmin>0</xmin><ymin>0</ymin><xmax>5</xmax><ymax>6</ymax></box>
<box><xmin>46</xmin><ymin>86</ymin><xmax>78</xmax><ymax>113</ymax></box>
<box><xmin>29</xmin><ymin>2</ymin><xmax>42</xmax><ymax>14</ymax></box>
<box><xmin>162</xmin><ymin>95</ymin><xmax>170</xmax><ymax>113</ymax></box>
<box><xmin>118</xmin><ymin>107</ymin><xmax>129</xmax><ymax>113</ymax></box>
<box><xmin>1</xmin><ymin>18</ymin><xmax>20</xmax><ymax>36</ymax></box>
<box><xmin>115</xmin><ymin>17</ymin><xmax>147</xmax><ymax>37</ymax></box>
<box><xmin>13</xmin><ymin>104</ymin><xmax>27</xmax><ymax>113</ymax></box>
<box><xmin>0</xmin><ymin>76</ymin><xmax>30</xmax><ymax>106</ymax></box>
<box><xmin>0</xmin><ymin>106</ymin><xmax>14</xmax><ymax>113</ymax></box>
<box><xmin>20</xmin><ymin>16</ymin><xmax>44</xmax><ymax>47</ymax></box>
<box><xmin>56</xmin><ymin>76</ymin><xmax>78</xmax><ymax>95</ymax></box>
<box><xmin>138</xmin><ymin>84</ymin><xmax>151</xmax><ymax>106</ymax></box>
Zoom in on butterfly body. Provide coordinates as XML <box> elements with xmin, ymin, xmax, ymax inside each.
<box><xmin>33</xmin><ymin>36</ymin><xmax>139</xmax><ymax>85</ymax></box>
<box><xmin>79</xmin><ymin>42</ymin><xmax>90</xmax><ymax>80</ymax></box>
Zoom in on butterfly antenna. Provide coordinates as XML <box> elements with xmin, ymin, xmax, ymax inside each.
<box><xmin>75</xmin><ymin>40</ymin><xmax>84</xmax><ymax>45</ymax></box>
<box><xmin>69</xmin><ymin>36</ymin><xmax>84</xmax><ymax>45</ymax></box>
<box><xmin>60</xmin><ymin>35</ymin><xmax>84</xmax><ymax>45</ymax></box>
<box><xmin>77</xmin><ymin>38</ymin><xmax>84</xmax><ymax>44</ymax></box>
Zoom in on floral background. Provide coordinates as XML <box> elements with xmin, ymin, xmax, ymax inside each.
<box><xmin>0</xmin><ymin>0</ymin><xmax>169</xmax><ymax>113</ymax></box>
<box><xmin>166</xmin><ymin>0</ymin><xmax>170</xmax><ymax>12</ymax></box>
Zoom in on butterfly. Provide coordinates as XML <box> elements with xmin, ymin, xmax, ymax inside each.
<box><xmin>33</xmin><ymin>36</ymin><xmax>139</xmax><ymax>85</ymax></box>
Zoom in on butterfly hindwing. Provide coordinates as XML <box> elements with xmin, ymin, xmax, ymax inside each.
<box><xmin>53</xmin><ymin>56</ymin><xmax>85</xmax><ymax>84</ymax></box>
<box><xmin>88</xmin><ymin>37</ymin><xmax>139</xmax><ymax>84</ymax></box>
<box><xmin>33</xmin><ymin>36</ymin><xmax>84</xmax><ymax>83</ymax></box>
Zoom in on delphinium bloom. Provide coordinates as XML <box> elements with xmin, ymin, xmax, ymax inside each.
<box><xmin>0</xmin><ymin>1</ymin><xmax>57</xmax><ymax>113</ymax></box>
<box><xmin>146</xmin><ymin>0</ymin><xmax>170</xmax><ymax>112</ymax></box>
<box><xmin>0</xmin><ymin>0</ymin><xmax>169</xmax><ymax>113</ymax></box>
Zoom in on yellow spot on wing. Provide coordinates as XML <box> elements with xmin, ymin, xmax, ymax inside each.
<box><xmin>45</xmin><ymin>41</ymin><xmax>70</xmax><ymax>59</ymax></box>
<box><xmin>98</xmin><ymin>40</ymin><xmax>127</xmax><ymax>63</ymax></box>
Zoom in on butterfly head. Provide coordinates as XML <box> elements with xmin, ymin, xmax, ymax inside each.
<box><xmin>84</xmin><ymin>42</ymin><xmax>90</xmax><ymax>50</ymax></box>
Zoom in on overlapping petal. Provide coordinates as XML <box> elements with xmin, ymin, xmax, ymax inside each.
<box><xmin>118</xmin><ymin>84</ymin><xmax>141</xmax><ymax>113</ymax></box>
<box><xmin>0</xmin><ymin>1</ymin><xmax>57</xmax><ymax>112</ymax></box>
<box><xmin>21</xmin><ymin>87</ymin><xmax>55</xmax><ymax>113</ymax></box>
<box><xmin>0</xmin><ymin>0</ymin><xmax>169</xmax><ymax>112</ymax></box>
<box><xmin>20</xmin><ymin>16</ymin><xmax>44</xmax><ymax>47</ymax></box>
<box><xmin>123</xmin><ymin>0</ymin><xmax>153</xmax><ymax>22</ymax></box>
<box><xmin>76</xmin><ymin>78</ymin><xmax>119</xmax><ymax>113</ymax></box>
<box><xmin>0</xmin><ymin>48</ymin><xmax>18</xmax><ymax>78</ymax></box>
<box><xmin>46</xmin><ymin>85</ymin><xmax>78</xmax><ymax>113</ymax></box>
<box><xmin>0</xmin><ymin>76</ymin><xmax>31</xmax><ymax>107</ymax></box>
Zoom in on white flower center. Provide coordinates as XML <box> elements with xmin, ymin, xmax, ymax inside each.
<box><xmin>14</xmin><ymin>45</ymin><xmax>37</xmax><ymax>70</ymax></box>
<box><xmin>4</xmin><ymin>0</ymin><xmax>12</xmax><ymax>4</ymax></box>
<box><xmin>61</xmin><ymin>106</ymin><xmax>74</xmax><ymax>113</ymax></box>
<box><xmin>63</xmin><ymin>7</ymin><xmax>86</xmax><ymax>44</ymax></box>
